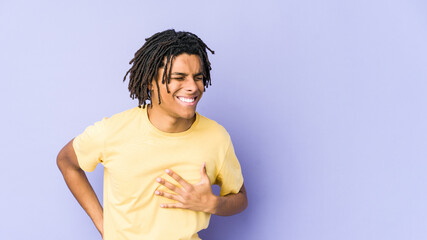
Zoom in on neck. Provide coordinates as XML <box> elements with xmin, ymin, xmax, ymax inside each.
<box><xmin>146</xmin><ymin>104</ymin><xmax>196</xmax><ymax>133</ymax></box>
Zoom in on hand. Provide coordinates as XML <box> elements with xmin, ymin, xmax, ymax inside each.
<box><xmin>154</xmin><ymin>162</ymin><xmax>218</xmax><ymax>214</ymax></box>
<box><xmin>96</xmin><ymin>221</ymin><xmax>104</xmax><ymax>239</ymax></box>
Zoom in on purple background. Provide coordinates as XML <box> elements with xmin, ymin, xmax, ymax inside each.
<box><xmin>1</xmin><ymin>0</ymin><xmax>427</xmax><ymax>239</ymax></box>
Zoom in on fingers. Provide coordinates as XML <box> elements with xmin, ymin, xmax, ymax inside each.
<box><xmin>154</xmin><ymin>165</ymin><xmax>215</xmax><ymax>212</ymax></box>
<box><xmin>159</xmin><ymin>202</ymin><xmax>184</xmax><ymax>209</ymax></box>
<box><xmin>156</xmin><ymin>177</ymin><xmax>183</xmax><ymax>194</ymax></box>
<box><xmin>165</xmin><ymin>169</ymin><xmax>193</xmax><ymax>190</ymax></box>
<box><xmin>154</xmin><ymin>190</ymin><xmax>180</xmax><ymax>201</ymax></box>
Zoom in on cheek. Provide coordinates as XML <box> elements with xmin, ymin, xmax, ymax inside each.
<box><xmin>197</xmin><ymin>82</ymin><xmax>205</xmax><ymax>92</ymax></box>
<box><xmin>159</xmin><ymin>83</ymin><xmax>173</xmax><ymax>97</ymax></box>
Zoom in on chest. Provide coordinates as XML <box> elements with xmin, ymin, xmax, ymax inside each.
<box><xmin>103</xmin><ymin>136</ymin><xmax>221</xmax><ymax>186</ymax></box>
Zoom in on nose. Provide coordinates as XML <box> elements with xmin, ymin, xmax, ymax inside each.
<box><xmin>183</xmin><ymin>77</ymin><xmax>199</xmax><ymax>92</ymax></box>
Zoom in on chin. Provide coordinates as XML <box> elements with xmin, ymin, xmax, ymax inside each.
<box><xmin>181</xmin><ymin>112</ymin><xmax>196</xmax><ymax>119</ymax></box>
<box><xmin>177</xmin><ymin>109</ymin><xmax>196</xmax><ymax>119</ymax></box>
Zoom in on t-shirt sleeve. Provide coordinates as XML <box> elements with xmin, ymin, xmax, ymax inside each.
<box><xmin>214</xmin><ymin>138</ymin><xmax>244</xmax><ymax>196</ymax></box>
<box><xmin>72</xmin><ymin>117</ymin><xmax>108</xmax><ymax>172</ymax></box>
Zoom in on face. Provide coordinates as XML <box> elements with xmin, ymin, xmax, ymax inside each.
<box><xmin>149</xmin><ymin>53</ymin><xmax>205</xmax><ymax>121</ymax></box>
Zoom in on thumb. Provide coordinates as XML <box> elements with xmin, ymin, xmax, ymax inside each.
<box><xmin>200</xmin><ymin>162</ymin><xmax>208</xmax><ymax>179</ymax></box>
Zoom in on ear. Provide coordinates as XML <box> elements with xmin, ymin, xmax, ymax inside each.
<box><xmin>148</xmin><ymin>79</ymin><xmax>155</xmax><ymax>91</ymax></box>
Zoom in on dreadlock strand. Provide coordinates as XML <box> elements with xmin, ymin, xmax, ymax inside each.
<box><xmin>123</xmin><ymin>29</ymin><xmax>214</xmax><ymax>107</ymax></box>
<box><xmin>165</xmin><ymin>53</ymin><xmax>176</xmax><ymax>94</ymax></box>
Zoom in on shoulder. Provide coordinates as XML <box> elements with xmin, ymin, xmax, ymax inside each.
<box><xmin>197</xmin><ymin>113</ymin><xmax>232</xmax><ymax>143</ymax></box>
<box><xmin>106</xmin><ymin>106</ymin><xmax>141</xmax><ymax>121</ymax></box>
<box><xmin>99</xmin><ymin>106</ymin><xmax>142</xmax><ymax>131</ymax></box>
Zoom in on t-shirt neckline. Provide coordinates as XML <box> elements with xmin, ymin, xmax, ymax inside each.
<box><xmin>140</xmin><ymin>105</ymin><xmax>200</xmax><ymax>137</ymax></box>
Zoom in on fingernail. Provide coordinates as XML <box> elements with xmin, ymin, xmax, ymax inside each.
<box><xmin>155</xmin><ymin>191</ymin><xmax>159</xmax><ymax>195</ymax></box>
<box><xmin>165</xmin><ymin>169</ymin><xmax>171</xmax><ymax>173</ymax></box>
<box><xmin>156</xmin><ymin>178</ymin><xmax>161</xmax><ymax>182</ymax></box>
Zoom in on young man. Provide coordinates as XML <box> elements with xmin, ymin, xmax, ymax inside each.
<box><xmin>57</xmin><ymin>29</ymin><xmax>248</xmax><ymax>240</ymax></box>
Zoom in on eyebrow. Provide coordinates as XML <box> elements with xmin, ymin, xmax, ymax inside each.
<box><xmin>171</xmin><ymin>72</ymin><xmax>204</xmax><ymax>77</ymax></box>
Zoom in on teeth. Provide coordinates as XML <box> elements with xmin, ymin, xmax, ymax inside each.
<box><xmin>178</xmin><ymin>97</ymin><xmax>196</xmax><ymax>103</ymax></box>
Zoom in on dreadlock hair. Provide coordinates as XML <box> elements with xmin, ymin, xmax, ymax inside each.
<box><xmin>123</xmin><ymin>29</ymin><xmax>215</xmax><ymax>109</ymax></box>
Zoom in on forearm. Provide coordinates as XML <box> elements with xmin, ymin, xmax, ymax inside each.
<box><xmin>210</xmin><ymin>191</ymin><xmax>248</xmax><ymax>216</ymax></box>
<box><xmin>58</xmin><ymin>161</ymin><xmax>104</xmax><ymax>236</ymax></box>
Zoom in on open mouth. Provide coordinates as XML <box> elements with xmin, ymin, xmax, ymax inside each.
<box><xmin>176</xmin><ymin>96</ymin><xmax>198</xmax><ymax>104</ymax></box>
<box><xmin>176</xmin><ymin>96</ymin><xmax>198</xmax><ymax>106</ymax></box>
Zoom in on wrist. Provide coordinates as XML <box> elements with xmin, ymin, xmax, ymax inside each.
<box><xmin>207</xmin><ymin>194</ymin><xmax>220</xmax><ymax>215</ymax></box>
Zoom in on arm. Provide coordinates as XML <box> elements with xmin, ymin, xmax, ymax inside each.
<box><xmin>154</xmin><ymin>163</ymin><xmax>248</xmax><ymax>216</ymax></box>
<box><xmin>56</xmin><ymin>138</ymin><xmax>104</xmax><ymax>238</ymax></box>
<box><xmin>211</xmin><ymin>183</ymin><xmax>248</xmax><ymax>216</ymax></box>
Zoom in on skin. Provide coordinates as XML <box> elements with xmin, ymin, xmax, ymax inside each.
<box><xmin>56</xmin><ymin>53</ymin><xmax>247</xmax><ymax>239</ymax></box>
<box><xmin>149</xmin><ymin>53</ymin><xmax>248</xmax><ymax>215</ymax></box>
<box><xmin>146</xmin><ymin>53</ymin><xmax>206</xmax><ymax>133</ymax></box>
<box><xmin>56</xmin><ymin>139</ymin><xmax>104</xmax><ymax>237</ymax></box>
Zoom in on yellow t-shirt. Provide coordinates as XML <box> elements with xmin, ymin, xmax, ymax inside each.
<box><xmin>72</xmin><ymin>106</ymin><xmax>244</xmax><ymax>240</ymax></box>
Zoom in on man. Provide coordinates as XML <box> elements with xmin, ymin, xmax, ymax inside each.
<box><xmin>57</xmin><ymin>29</ymin><xmax>248</xmax><ymax>240</ymax></box>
